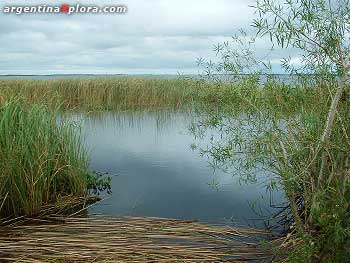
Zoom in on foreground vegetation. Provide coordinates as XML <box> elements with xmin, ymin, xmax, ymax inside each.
<box><xmin>190</xmin><ymin>78</ymin><xmax>350</xmax><ymax>262</ymax></box>
<box><xmin>0</xmin><ymin>99</ymin><xmax>90</xmax><ymax>218</ymax></box>
<box><xmin>1</xmin><ymin>216</ymin><xmax>270</xmax><ymax>262</ymax></box>
<box><xmin>192</xmin><ymin>0</ymin><xmax>350</xmax><ymax>261</ymax></box>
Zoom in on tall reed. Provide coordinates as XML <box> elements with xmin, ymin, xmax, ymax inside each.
<box><xmin>0</xmin><ymin>98</ymin><xmax>89</xmax><ymax>217</ymax></box>
<box><xmin>0</xmin><ymin>77</ymin><xmax>321</xmax><ymax>114</ymax></box>
<box><xmin>0</xmin><ymin>78</ymin><xmax>198</xmax><ymax>110</ymax></box>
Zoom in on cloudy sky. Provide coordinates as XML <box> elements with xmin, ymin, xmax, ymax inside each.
<box><xmin>0</xmin><ymin>0</ymin><xmax>297</xmax><ymax>75</ymax></box>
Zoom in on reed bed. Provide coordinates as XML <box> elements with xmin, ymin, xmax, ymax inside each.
<box><xmin>0</xmin><ymin>216</ymin><xmax>272</xmax><ymax>263</ymax></box>
<box><xmin>0</xmin><ymin>99</ymin><xmax>89</xmax><ymax>218</ymax></box>
<box><xmin>0</xmin><ymin>78</ymin><xmax>199</xmax><ymax>111</ymax></box>
<box><xmin>0</xmin><ymin>77</ymin><xmax>321</xmax><ymax>114</ymax></box>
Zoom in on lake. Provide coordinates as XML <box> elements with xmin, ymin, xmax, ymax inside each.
<box><xmin>70</xmin><ymin>111</ymin><xmax>285</xmax><ymax>229</ymax></box>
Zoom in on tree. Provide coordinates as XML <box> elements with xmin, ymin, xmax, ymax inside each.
<box><xmin>253</xmin><ymin>0</ymin><xmax>350</xmax><ymax>188</ymax></box>
<box><xmin>193</xmin><ymin>0</ymin><xmax>350</xmax><ymax>260</ymax></box>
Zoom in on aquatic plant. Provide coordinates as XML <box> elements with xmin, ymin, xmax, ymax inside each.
<box><xmin>0</xmin><ymin>98</ymin><xmax>90</xmax><ymax>217</ymax></box>
<box><xmin>0</xmin><ymin>77</ymin><xmax>199</xmax><ymax>111</ymax></box>
<box><xmin>0</xmin><ymin>76</ymin><xmax>321</xmax><ymax>116</ymax></box>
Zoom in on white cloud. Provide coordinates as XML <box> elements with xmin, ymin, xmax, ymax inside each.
<box><xmin>0</xmin><ymin>0</ymin><xmax>295</xmax><ymax>74</ymax></box>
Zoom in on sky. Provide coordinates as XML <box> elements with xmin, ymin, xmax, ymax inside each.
<box><xmin>0</xmin><ymin>0</ymin><xmax>298</xmax><ymax>75</ymax></box>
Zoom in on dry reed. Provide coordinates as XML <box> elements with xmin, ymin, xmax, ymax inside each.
<box><xmin>0</xmin><ymin>216</ymin><xmax>272</xmax><ymax>262</ymax></box>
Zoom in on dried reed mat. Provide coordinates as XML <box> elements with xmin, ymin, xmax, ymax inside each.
<box><xmin>0</xmin><ymin>216</ymin><xmax>272</xmax><ymax>263</ymax></box>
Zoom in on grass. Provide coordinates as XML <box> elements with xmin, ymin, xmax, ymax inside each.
<box><xmin>0</xmin><ymin>98</ymin><xmax>90</xmax><ymax>218</ymax></box>
<box><xmin>0</xmin><ymin>77</ymin><xmax>199</xmax><ymax>111</ymax></box>
<box><xmin>0</xmin><ymin>76</ymin><xmax>324</xmax><ymax>114</ymax></box>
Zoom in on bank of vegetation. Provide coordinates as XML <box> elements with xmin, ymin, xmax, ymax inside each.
<box><xmin>0</xmin><ymin>77</ymin><xmax>324</xmax><ymax>114</ymax></box>
<box><xmin>0</xmin><ymin>98</ymin><xmax>107</xmax><ymax>219</ymax></box>
<box><xmin>0</xmin><ymin>0</ymin><xmax>349</xmax><ymax>261</ymax></box>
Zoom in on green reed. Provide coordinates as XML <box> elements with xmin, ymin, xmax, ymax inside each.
<box><xmin>0</xmin><ymin>98</ymin><xmax>89</xmax><ymax>217</ymax></box>
<box><xmin>0</xmin><ymin>77</ymin><xmax>322</xmax><ymax>115</ymax></box>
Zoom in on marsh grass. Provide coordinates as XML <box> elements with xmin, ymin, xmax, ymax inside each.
<box><xmin>0</xmin><ymin>77</ymin><xmax>323</xmax><ymax>115</ymax></box>
<box><xmin>0</xmin><ymin>78</ymin><xmax>198</xmax><ymax>111</ymax></box>
<box><xmin>0</xmin><ymin>98</ymin><xmax>89</xmax><ymax>218</ymax></box>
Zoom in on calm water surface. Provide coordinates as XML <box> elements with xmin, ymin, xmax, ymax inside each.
<box><xmin>71</xmin><ymin>111</ymin><xmax>284</xmax><ymax>228</ymax></box>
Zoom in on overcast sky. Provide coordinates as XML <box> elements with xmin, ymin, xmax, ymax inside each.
<box><xmin>0</xmin><ymin>0</ymin><xmax>298</xmax><ymax>75</ymax></box>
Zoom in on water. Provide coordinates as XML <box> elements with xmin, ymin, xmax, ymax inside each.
<box><xmin>72</xmin><ymin>111</ymin><xmax>284</xmax><ymax>228</ymax></box>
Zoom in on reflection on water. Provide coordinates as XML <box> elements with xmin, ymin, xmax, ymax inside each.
<box><xmin>70</xmin><ymin>111</ymin><xmax>284</xmax><ymax>228</ymax></box>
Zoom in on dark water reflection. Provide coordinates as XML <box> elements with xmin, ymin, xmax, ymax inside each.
<box><xmin>70</xmin><ymin>111</ymin><xmax>284</xmax><ymax>228</ymax></box>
